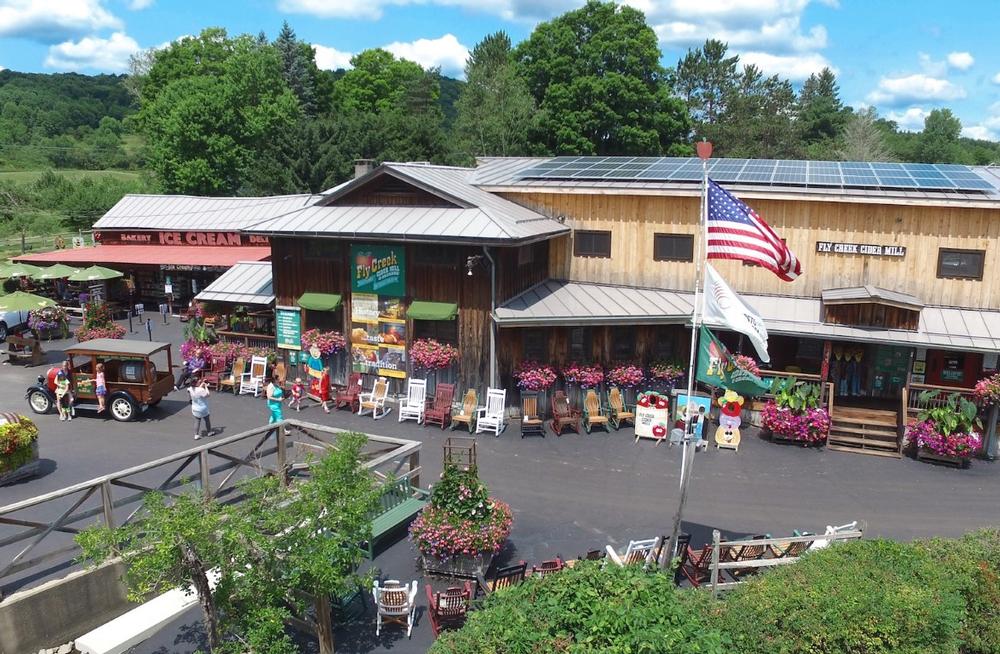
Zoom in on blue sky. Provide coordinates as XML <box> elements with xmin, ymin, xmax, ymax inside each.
<box><xmin>1</xmin><ymin>0</ymin><xmax>999</xmax><ymax>140</ymax></box>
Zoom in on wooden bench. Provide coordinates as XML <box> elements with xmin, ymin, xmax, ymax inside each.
<box><xmin>6</xmin><ymin>335</ymin><xmax>44</xmax><ymax>366</ymax></box>
<box><xmin>367</xmin><ymin>477</ymin><xmax>429</xmax><ymax>559</ymax></box>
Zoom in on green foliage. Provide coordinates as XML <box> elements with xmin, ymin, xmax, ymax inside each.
<box><xmin>515</xmin><ymin>0</ymin><xmax>691</xmax><ymax>156</ymax></box>
<box><xmin>430</xmin><ymin>464</ymin><xmax>491</xmax><ymax>519</ymax></box>
<box><xmin>710</xmin><ymin>539</ymin><xmax>966</xmax><ymax>654</ymax></box>
<box><xmin>839</xmin><ymin>107</ymin><xmax>894</xmax><ymax>162</ymax></box>
<box><xmin>0</xmin><ymin>416</ymin><xmax>39</xmax><ymax>475</ymax></box>
<box><xmin>916</xmin><ymin>391</ymin><xmax>980</xmax><ymax>435</ymax></box>
<box><xmin>430</xmin><ymin>561</ymin><xmax>726</xmax><ymax>654</ymax></box>
<box><xmin>770</xmin><ymin>377</ymin><xmax>822</xmax><ymax>412</ymax></box>
<box><xmin>916</xmin><ymin>108</ymin><xmax>965</xmax><ymax>163</ymax></box>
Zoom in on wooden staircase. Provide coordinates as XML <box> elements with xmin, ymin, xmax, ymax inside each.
<box><xmin>827</xmin><ymin>406</ymin><xmax>901</xmax><ymax>458</ymax></box>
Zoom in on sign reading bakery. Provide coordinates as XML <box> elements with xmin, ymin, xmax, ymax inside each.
<box><xmin>95</xmin><ymin>231</ymin><xmax>270</xmax><ymax>247</ymax></box>
<box><xmin>815</xmin><ymin>241</ymin><xmax>906</xmax><ymax>258</ymax></box>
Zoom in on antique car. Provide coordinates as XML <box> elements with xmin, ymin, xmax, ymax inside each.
<box><xmin>25</xmin><ymin>338</ymin><xmax>175</xmax><ymax>422</ymax></box>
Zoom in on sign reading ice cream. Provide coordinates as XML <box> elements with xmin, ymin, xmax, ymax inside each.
<box><xmin>351</xmin><ymin>245</ymin><xmax>405</xmax><ymax>297</ymax></box>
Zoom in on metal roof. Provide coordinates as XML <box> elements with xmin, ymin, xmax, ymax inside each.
<box><xmin>496</xmin><ymin>279</ymin><xmax>1000</xmax><ymax>353</ymax></box>
<box><xmin>66</xmin><ymin>338</ymin><xmax>171</xmax><ymax>356</ymax></box>
<box><xmin>821</xmin><ymin>286</ymin><xmax>924</xmax><ymax>310</ymax></box>
<box><xmin>471</xmin><ymin>158</ymin><xmax>1000</xmax><ymax>208</ymax></box>
<box><xmin>94</xmin><ymin>194</ymin><xmax>317</xmax><ymax>231</ymax></box>
<box><xmin>195</xmin><ymin>261</ymin><xmax>273</xmax><ymax>305</ymax></box>
<box><xmin>248</xmin><ymin>163</ymin><xmax>569</xmax><ymax>244</ymax></box>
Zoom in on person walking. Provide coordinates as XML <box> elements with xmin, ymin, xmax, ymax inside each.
<box><xmin>188</xmin><ymin>372</ymin><xmax>214</xmax><ymax>440</ymax></box>
<box><xmin>55</xmin><ymin>369</ymin><xmax>72</xmax><ymax>421</ymax></box>
<box><xmin>265</xmin><ymin>374</ymin><xmax>285</xmax><ymax>426</ymax></box>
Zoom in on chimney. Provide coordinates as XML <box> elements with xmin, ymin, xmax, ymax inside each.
<box><xmin>354</xmin><ymin>159</ymin><xmax>374</xmax><ymax>179</ymax></box>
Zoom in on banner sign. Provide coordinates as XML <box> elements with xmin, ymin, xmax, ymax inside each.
<box><xmin>96</xmin><ymin>231</ymin><xmax>270</xmax><ymax>247</ymax></box>
<box><xmin>275</xmin><ymin>306</ymin><xmax>302</xmax><ymax>350</ymax></box>
<box><xmin>350</xmin><ymin>293</ymin><xmax>406</xmax><ymax>378</ymax></box>
<box><xmin>351</xmin><ymin>245</ymin><xmax>405</xmax><ymax>297</ymax></box>
<box><xmin>815</xmin><ymin>241</ymin><xmax>906</xmax><ymax>258</ymax></box>
<box><xmin>696</xmin><ymin>327</ymin><xmax>770</xmax><ymax>397</ymax></box>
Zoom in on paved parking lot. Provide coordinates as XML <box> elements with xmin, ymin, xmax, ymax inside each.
<box><xmin>2</xmin><ymin>319</ymin><xmax>998</xmax><ymax>653</ymax></box>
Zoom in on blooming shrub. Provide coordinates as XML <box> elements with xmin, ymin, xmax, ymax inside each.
<box><xmin>649</xmin><ymin>360</ymin><xmax>684</xmax><ymax>385</ymax></box>
<box><xmin>409</xmin><ymin>465</ymin><xmax>513</xmax><ymax>560</ymax></box>
<box><xmin>180</xmin><ymin>339</ymin><xmax>277</xmax><ymax>367</ymax></box>
<box><xmin>732</xmin><ymin>354</ymin><xmax>760</xmax><ymax>377</ymax></box>
<box><xmin>409</xmin><ymin>338</ymin><xmax>458</xmax><ymax>370</ymax></box>
<box><xmin>75</xmin><ymin>300</ymin><xmax>125</xmax><ymax>342</ymax></box>
<box><xmin>514</xmin><ymin>360</ymin><xmax>557</xmax><ymax>391</ymax></box>
<box><xmin>562</xmin><ymin>362</ymin><xmax>604</xmax><ymax>388</ymax></box>
<box><xmin>761</xmin><ymin>401</ymin><xmax>830</xmax><ymax>443</ymax></box>
<box><xmin>974</xmin><ymin>373</ymin><xmax>1000</xmax><ymax>406</ymax></box>
<box><xmin>608</xmin><ymin>364</ymin><xmax>645</xmax><ymax>388</ymax></box>
<box><xmin>906</xmin><ymin>420</ymin><xmax>981</xmax><ymax>459</ymax></box>
<box><xmin>75</xmin><ymin>324</ymin><xmax>127</xmax><ymax>341</ymax></box>
<box><xmin>28</xmin><ymin>306</ymin><xmax>69</xmax><ymax>339</ymax></box>
<box><xmin>0</xmin><ymin>417</ymin><xmax>39</xmax><ymax>475</ymax></box>
<box><xmin>300</xmin><ymin>329</ymin><xmax>346</xmax><ymax>357</ymax></box>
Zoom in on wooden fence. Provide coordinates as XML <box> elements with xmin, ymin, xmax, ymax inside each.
<box><xmin>216</xmin><ymin>330</ymin><xmax>277</xmax><ymax>350</ymax></box>
<box><xmin>0</xmin><ymin>420</ymin><xmax>422</xmax><ymax>600</ymax></box>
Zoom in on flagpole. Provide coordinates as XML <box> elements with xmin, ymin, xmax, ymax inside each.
<box><xmin>666</xmin><ymin>140</ymin><xmax>712</xmax><ymax>567</ymax></box>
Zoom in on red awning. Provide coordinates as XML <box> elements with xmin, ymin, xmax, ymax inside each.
<box><xmin>14</xmin><ymin>245</ymin><xmax>270</xmax><ymax>268</ymax></box>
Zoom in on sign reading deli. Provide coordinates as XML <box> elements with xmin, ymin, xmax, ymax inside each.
<box><xmin>95</xmin><ymin>231</ymin><xmax>270</xmax><ymax>247</ymax></box>
<box><xmin>816</xmin><ymin>241</ymin><xmax>906</xmax><ymax>258</ymax></box>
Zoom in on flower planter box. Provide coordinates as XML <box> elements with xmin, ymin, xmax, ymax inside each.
<box><xmin>916</xmin><ymin>448</ymin><xmax>970</xmax><ymax>468</ymax></box>
<box><xmin>421</xmin><ymin>551</ymin><xmax>494</xmax><ymax>579</ymax></box>
<box><xmin>0</xmin><ymin>441</ymin><xmax>40</xmax><ymax>486</ymax></box>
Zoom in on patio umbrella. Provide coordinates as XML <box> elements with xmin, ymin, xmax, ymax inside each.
<box><xmin>32</xmin><ymin>264</ymin><xmax>80</xmax><ymax>281</ymax></box>
<box><xmin>0</xmin><ymin>291</ymin><xmax>56</xmax><ymax>312</ymax></box>
<box><xmin>1</xmin><ymin>262</ymin><xmax>43</xmax><ymax>278</ymax></box>
<box><xmin>68</xmin><ymin>265</ymin><xmax>123</xmax><ymax>282</ymax></box>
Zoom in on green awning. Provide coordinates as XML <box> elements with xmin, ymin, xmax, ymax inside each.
<box><xmin>407</xmin><ymin>300</ymin><xmax>458</xmax><ymax>321</ymax></box>
<box><xmin>298</xmin><ymin>292</ymin><xmax>342</xmax><ymax>312</ymax></box>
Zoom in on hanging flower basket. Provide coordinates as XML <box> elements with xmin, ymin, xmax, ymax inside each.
<box><xmin>974</xmin><ymin>373</ymin><xmax>1000</xmax><ymax>406</ymax></box>
<box><xmin>514</xmin><ymin>361</ymin><xmax>557</xmax><ymax>391</ymax></box>
<box><xmin>733</xmin><ymin>354</ymin><xmax>761</xmax><ymax>377</ymax></box>
<box><xmin>410</xmin><ymin>338</ymin><xmax>459</xmax><ymax>371</ymax></box>
<box><xmin>649</xmin><ymin>360</ymin><xmax>684</xmax><ymax>391</ymax></box>
<box><xmin>562</xmin><ymin>362</ymin><xmax>604</xmax><ymax>389</ymax></box>
<box><xmin>28</xmin><ymin>306</ymin><xmax>69</xmax><ymax>341</ymax></box>
<box><xmin>75</xmin><ymin>300</ymin><xmax>125</xmax><ymax>342</ymax></box>
<box><xmin>608</xmin><ymin>364</ymin><xmax>645</xmax><ymax>389</ymax></box>
<box><xmin>300</xmin><ymin>329</ymin><xmax>346</xmax><ymax>357</ymax></box>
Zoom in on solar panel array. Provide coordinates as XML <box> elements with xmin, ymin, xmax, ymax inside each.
<box><xmin>516</xmin><ymin>157</ymin><xmax>999</xmax><ymax>193</ymax></box>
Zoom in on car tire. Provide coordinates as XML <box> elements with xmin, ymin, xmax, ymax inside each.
<box><xmin>109</xmin><ymin>394</ymin><xmax>138</xmax><ymax>422</ymax></box>
<box><xmin>27</xmin><ymin>389</ymin><xmax>52</xmax><ymax>415</ymax></box>
<box><xmin>0</xmin><ymin>322</ymin><xmax>7</xmax><ymax>342</ymax></box>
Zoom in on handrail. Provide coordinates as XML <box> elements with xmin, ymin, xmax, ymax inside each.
<box><xmin>759</xmin><ymin>369</ymin><xmax>822</xmax><ymax>382</ymax></box>
<box><xmin>908</xmin><ymin>382</ymin><xmax>977</xmax><ymax>396</ymax></box>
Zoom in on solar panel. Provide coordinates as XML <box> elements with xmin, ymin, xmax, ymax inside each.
<box><xmin>514</xmin><ymin>156</ymin><xmax>1000</xmax><ymax>194</ymax></box>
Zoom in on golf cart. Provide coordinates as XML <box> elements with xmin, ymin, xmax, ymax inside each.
<box><xmin>25</xmin><ymin>338</ymin><xmax>175</xmax><ymax>422</ymax></box>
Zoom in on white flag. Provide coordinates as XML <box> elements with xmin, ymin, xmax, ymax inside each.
<box><xmin>703</xmin><ymin>264</ymin><xmax>770</xmax><ymax>363</ymax></box>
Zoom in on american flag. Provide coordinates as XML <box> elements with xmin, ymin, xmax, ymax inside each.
<box><xmin>706</xmin><ymin>179</ymin><xmax>801</xmax><ymax>282</ymax></box>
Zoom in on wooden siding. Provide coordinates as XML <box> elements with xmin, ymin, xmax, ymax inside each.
<box><xmin>327</xmin><ymin>176</ymin><xmax>456</xmax><ymax>207</ymax></box>
<box><xmin>824</xmin><ymin>303</ymin><xmax>920</xmax><ymax>331</ymax></box>
<box><xmin>500</xmin><ymin>191</ymin><xmax>1000</xmax><ymax>310</ymax></box>
<box><xmin>496</xmin><ymin>242</ymin><xmax>550</xmax><ymax>303</ymax></box>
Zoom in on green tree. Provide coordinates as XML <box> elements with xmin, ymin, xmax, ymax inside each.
<box><xmin>514</xmin><ymin>0</ymin><xmax>691</xmax><ymax>155</ymax></box>
<box><xmin>797</xmin><ymin>67</ymin><xmax>849</xmax><ymax>158</ymax></box>
<box><xmin>454</xmin><ymin>31</ymin><xmax>537</xmax><ymax>159</ymax></box>
<box><xmin>917</xmin><ymin>108</ymin><xmax>965</xmax><ymax>163</ymax></box>
<box><xmin>839</xmin><ymin>107</ymin><xmax>894</xmax><ymax>162</ymax></box>
<box><xmin>274</xmin><ymin>21</ymin><xmax>319</xmax><ymax>115</ymax></box>
<box><xmin>673</xmin><ymin>39</ymin><xmax>739</xmax><ymax>127</ymax></box>
<box><xmin>710</xmin><ymin>65</ymin><xmax>801</xmax><ymax>159</ymax></box>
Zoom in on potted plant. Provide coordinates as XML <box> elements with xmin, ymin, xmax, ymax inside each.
<box><xmin>409</xmin><ymin>464</ymin><xmax>513</xmax><ymax>578</ymax></box>
<box><xmin>907</xmin><ymin>391</ymin><xmax>982</xmax><ymax>466</ymax></box>
<box><xmin>648</xmin><ymin>360</ymin><xmax>684</xmax><ymax>393</ymax></box>
<box><xmin>608</xmin><ymin>363</ymin><xmax>645</xmax><ymax>405</ymax></box>
<box><xmin>0</xmin><ymin>415</ymin><xmax>40</xmax><ymax>486</ymax></box>
<box><xmin>974</xmin><ymin>373</ymin><xmax>1000</xmax><ymax>459</ymax></box>
<box><xmin>75</xmin><ymin>300</ymin><xmax>126</xmax><ymax>341</ymax></box>
<box><xmin>28</xmin><ymin>306</ymin><xmax>69</xmax><ymax>341</ymax></box>
<box><xmin>300</xmin><ymin>329</ymin><xmax>347</xmax><ymax>357</ymax></box>
<box><xmin>761</xmin><ymin>378</ymin><xmax>830</xmax><ymax>445</ymax></box>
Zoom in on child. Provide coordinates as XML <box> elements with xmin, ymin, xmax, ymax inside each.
<box><xmin>288</xmin><ymin>377</ymin><xmax>305</xmax><ymax>412</ymax></box>
<box><xmin>95</xmin><ymin>363</ymin><xmax>107</xmax><ymax>413</ymax></box>
<box><xmin>55</xmin><ymin>370</ymin><xmax>72</xmax><ymax>421</ymax></box>
<box><xmin>61</xmin><ymin>360</ymin><xmax>76</xmax><ymax>417</ymax></box>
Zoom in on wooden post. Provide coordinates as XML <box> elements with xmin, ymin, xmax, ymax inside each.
<box><xmin>986</xmin><ymin>405</ymin><xmax>999</xmax><ymax>460</ymax></box>
<box><xmin>199</xmin><ymin>449</ymin><xmax>211</xmax><ymax>500</ymax></box>
<box><xmin>276</xmin><ymin>426</ymin><xmax>288</xmax><ymax>488</ymax></box>
<box><xmin>409</xmin><ymin>451</ymin><xmax>420</xmax><ymax>488</ymax></box>
<box><xmin>101</xmin><ymin>481</ymin><xmax>115</xmax><ymax>530</ymax></box>
<box><xmin>710</xmin><ymin>529</ymin><xmax>721</xmax><ymax>599</ymax></box>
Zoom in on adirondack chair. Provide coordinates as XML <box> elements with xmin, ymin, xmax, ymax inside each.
<box><xmin>679</xmin><ymin>544</ymin><xmax>714</xmax><ymax>588</ymax></box>
<box><xmin>531</xmin><ymin>558</ymin><xmax>564</xmax><ymax>577</ymax></box>
<box><xmin>398</xmin><ymin>378</ymin><xmax>427</xmax><ymax>424</ymax></box>
<box><xmin>810</xmin><ymin>521</ymin><xmax>859</xmax><ymax>550</ymax></box>
<box><xmin>239</xmin><ymin>355</ymin><xmax>267</xmax><ymax>396</ymax></box>
<box><xmin>358</xmin><ymin>377</ymin><xmax>390</xmax><ymax>419</ymax></box>
<box><xmin>476</xmin><ymin>561</ymin><xmax>527</xmax><ymax>597</ymax></box>
<box><xmin>476</xmin><ymin>388</ymin><xmax>507</xmax><ymax>436</ymax></box>
<box><xmin>582</xmin><ymin>389</ymin><xmax>610</xmax><ymax>434</ymax></box>
<box><xmin>425</xmin><ymin>582</ymin><xmax>472</xmax><ymax>637</ymax></box>
<box><xmin>335</xmin><ymin>372</ymin><xmax>363</xmax><ymax>411</ymax></box>
<box><xmin>218</xmin><ymin>357</ymin><xmax>245</xmax><ymax>394</ymax></box>
<box><xmin>723</xmin><ymin>534</ymin><xmax>769</xmax><ymax>580</ymax></box>
<box><xmin>607</xmin><ymin>387</ymin><xmax>635</xmax><ymax>430</ymax></box>
<box><xmin>373</xmin><ymin>579</ymin><xmax>418</xmax><ymax>638</ymax></box>
<box><xmin>606</xmin><ymin>536</ymin><xmax>661</xmax><ymax>568</ymax></box>
<box><xmin>550</xmin><ymin>390</ymin><xmax>581</xmax><ymax>435</ymax></box>
<box><xmin>201</xmin><ymin>356</ymin><xmax>226</xmax><ymax>389</ymax></box>
<box><xmin>519</xmin><ymin>391</ymin><xmax>545</xmax><ymax>438</ymax></box>
<box><xmin>771</xmin><ymin>532</ymin><xmax>815</xmax><ymax>559</ymax></box>
<box><xmin>424</xmin><ymin>383</ymin><xmax>455</xmax><ymax>429</ymax></box>
<box><xmin>450</xmin><ymin>389</ymin><xmax>478</xmax><ymax>432</ymax></box>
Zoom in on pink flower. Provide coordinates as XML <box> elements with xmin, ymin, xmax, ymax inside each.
<box><xmin>761</xmin><ymin>401</ymin><xmax>830</xmax><ymax>443</ymax></box>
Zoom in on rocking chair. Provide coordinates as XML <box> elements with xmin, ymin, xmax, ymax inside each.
<box><xmin>336</xmin><ymin>373</ymin><xmax>363</xmax><ymax>412</ymax></box>
<box><xmin>424</xmin><ymin>383</ymin><xmax>455</xmax><ymax>429</ymax></box>
<box><xmin>582</xmin><ymin>389</ymin><xmax>610</xmax><ymax>434</ymax></box>
<box><xmin>550</xmin><ymin>390</ymin><xmax>581</xmax><ymax>435</ymax></box>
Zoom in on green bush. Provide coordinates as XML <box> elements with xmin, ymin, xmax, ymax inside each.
<box><xmin>920</xmin><ymin>529</ymin><xmax>1000</xmax><ymax>654</ymax></box>
<box><xmin>709</xmin><ymin>539</ymin><xmax>965</xmax><ymax>654</ymax></box>
<box><xmin>429</xmin><ymin>561</ymin><xmax>725</xmax><ymax>654</ymax></box>
<box><xmin>0</xmin><ymin>417</ymin><xmax>39</xmax><ymax>475</ymax></box>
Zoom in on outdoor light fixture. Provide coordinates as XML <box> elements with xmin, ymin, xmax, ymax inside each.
<box><xmin>466</xmin><ymin>254</ymin><xmax>485</xmax><ymax>276</ymax></box>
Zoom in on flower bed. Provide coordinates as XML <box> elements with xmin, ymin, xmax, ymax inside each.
<box><xmin>28</xmin><ymin>306</ymin><xmax>69</xmax><ymax>340</ymax></box>
<box><xmin>562</xmin><ymin>362</ymin><xmax>604</xmax><ymax>388</ymax></box>
<box><xmin>649</xmin><ymin>360</ymin><xmax>684</xmax><ymax>386</ymax></box>
<box><xmin>761</xmin><ymin>401</ymin><xmax>830</xmax><ymax>444</ymax></box>
<box><xmin>300</xmin><ymin>329</ymin><xmax>346</xmax><ymax>357</ymax></box>
<box><xmin>514</xmin><ymin>360</ymin><xmax>557</xmax><ymax>391</ymax></box>
<box><xmin>180</xmin><ymin>339</ymin><xmax>276</xmax><ymax>367</ymax></box>
<box><xmin>410</xmin><ymin>338</ymin><xmax>459</xmax><ymax>370</ymax></box>
<box><xmin>0</xmin><ymin>416</ymin><xmax>39</xmax><ymax>480</ymax></box>
<box><xmin>410</xmin><ymin>465</ymin><xmax>513</xmax><ymax>565</ymax></box>
<box><xmin>608</xmin><ymin>364</ymin><xmax>645</xmax><ymax>388</ymax></box>
<box><xmin>75</xmin><ymin>324</ymin><xmax>126</xmax><ymax>341</ymax></box>
<box><xmin>75</xmin><ymin>300</ymin><xmax>125</xmax><ymax>342</ymax></box>
<box><xmin>907</xmin><ymin>420</ymin><xmax>982</xmax><ymax>460</ymax></box>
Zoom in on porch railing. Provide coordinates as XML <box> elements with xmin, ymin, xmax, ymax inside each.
<box><xmin>757</xmin><ymin>369</ymin><xmax>834</xmax><ymax>416</ymax></box>
<box><xmin>216</xmin><ymin>330</ymin><xmax>277</xmax><ymax>349</ymax></box>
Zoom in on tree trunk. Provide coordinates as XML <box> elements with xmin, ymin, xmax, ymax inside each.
<box><xmin>182</xmin><ymin>544</ymin><xmax>220</xmax><ymax>652</ymax></box>
<box><xmin>314</xmin><ymin>594</ymin><xmax>335</xmax><ymax>654</ymax></box>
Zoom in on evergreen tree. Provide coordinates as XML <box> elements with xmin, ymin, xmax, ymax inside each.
<box><xmin>710</xmin><ymin>65</ymin><xmax>801</xmax><ymax>159</ymax></box>
<box><xmin>839</xmin><ymin>107</ymin><xmax>894</xmax><ymax>162</ymax></box>
<box><xmin>274</xmin><ymin>21</ymin><xmax>317</xmax><ymax>116</ymax></box>
<box><xmin>797</xmin><ymin>67</ymin><xmax>850</xmax><ymax>158</ymax></box>
<box><xmin>673</xmin><ymin>39</ymin><xmax>738</xmax><ymax>127</ymax></box>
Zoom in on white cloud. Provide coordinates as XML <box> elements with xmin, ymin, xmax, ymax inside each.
<box><xmin>886</xmin><ymin>107</ymin><xmax>929</xmax><ymax>132</ymax></box>
<box><xmin>962</xmin><ymin>125</ymin><xmax>995</xmax><ymax>141</ymax></box>
<box><xmin>127</xmin><ymin>0</ymin><xmax>153</xmax><ymax>8</ymax></box>
<box><xmin>992</xmin><ymin>72</ymin><xmax>1000</xmax><ymax>85</ymax></box>
<box><xmin>917</xmin><ymin>52</ymin><xmax>946</xmax><ymax>77</ymax></box>
<box><xmin>44</xmin><ymin>31</ymin><xmax>140</xmax><ymax>72</ymax></box>
<box><xmin>962</xmin><ymin>103</ymin><xmax>1000</xmax><ymax>142</ymax></box>
<box><xmin>0</xmin><ymin>0</ymin><xmax>121</xmax><ymax>42</ymax></box>
<box><xmin>384</xmin><ymin>33</ymin><xmax>469</xmax><ymax>77</ymax></box>
<box><xmin>279</xmin><ymin>0</ymin><xmax>575</xmax><ymax>21</ymax></box>
<box><xmin>867</xmin><ymin>74</ymin><xmax>966</xmax><ymax>106</ymax></box>
<box><xmin>738</xmin><ymin>51</ymin><xmax>835</xmax><ymax>81</ymax></box>
<box><xmin>946</xmin><ymin>51</ymin><xmax>974</xmax><ymax>70</ymax></box>
<box><xmin>313</xmin><ymin>44</ymin><xmax>353</xmax><ymax>70</ymax></box>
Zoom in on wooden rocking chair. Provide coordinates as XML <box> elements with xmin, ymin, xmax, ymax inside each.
<box><xmin>549</xmin><ymin>390</ymin><xmax>580</xmax><ymax>436</ymax></box>
<box><xmin>723</xmin><ymin>535</ymin><xmax>769</xmax><ymax>580</ymax></box>
<box><xmin>218</xmin><ymin>357</ymin><xmax>245</xmax><ymax>394</ymax></box>
<box><xmin>475</xmin><ymin>561</ymin><xmax>527</xmax><ymax>598</ymax></box>
<box><xmin>336</xmin><ymin>372</ymin><xmax>363</xmax><ymax>412</ymax></box>
<box><xmin>450</xmin><ymin>388</ymin><xmax>478</xmax><ymax>433</ymax></box>
<box><xmin>607</xmin><ymin>386</ymin><xmax>635</xmax><ymax>430</ymax></box>
<box><xmin>582</xmin><ymin>389</ymin><xmax>610</xmax><ymax>434</ymax></box>
<box><xmin>426</xmin><ymin>582</ymin><xmax>472</xmax><ymax>637</ymax></box>
<box><xmin>531</xmin><ymin>558</ymin><xmax>564</xmax><ymax>577</ymax></box>
<box><xmin>679</xmin><ymin>544</ymin><xmax>715</xmax><ymax>588</ymax></box>
<box><xmin>519</xmin><ymin>391</ymin><xmax>545</xmax><ymax>438</ymax></box>
<box><xmin>424</xmin><ymin>383</ymin><xmax>455</xmax><ymax>429</ymax></box>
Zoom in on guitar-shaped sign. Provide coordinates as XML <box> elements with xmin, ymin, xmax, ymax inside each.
<box><xmin>714</xmin><ymin>389</ymin><xmax>744</xmax><ymax>452</ymax></box>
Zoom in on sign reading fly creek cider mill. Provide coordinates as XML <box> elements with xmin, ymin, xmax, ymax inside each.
<box><xmin>816</xmin><ymin>241</ymin><xmax>907</xmax><ymax>258</ymax></box>
<box><xmin>351</xmin><ymin>245</ymin><xmax>405</xmax><ymax>297</ymax></box>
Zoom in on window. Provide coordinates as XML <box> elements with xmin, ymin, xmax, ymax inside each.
<box><xmin>568</xmin><ymin>327</ymin><xmax>592</xmax><ymax>361</ymax></box>
<box><xmin>413</xmin><ymin>319</ymin><xmax>458</xmax><ymax>345</ymax></box>
<box><xmin>305</xmin><ymin>308</ymin><xmax>342</xmax><ymax>331</ymax></box>
<box><xmin>523</xmin><ymin>328</ymin><xmax>546</xmax><ymax>361</ymax></box>
<box><xmin>573</xmin><ymin>230</ymin><xmax>611</xmax><ymax>258</ymax></box>
<box><xmin>612</xmin><ymin>326</ymin><xmax>636</xmax><ymax>359</ymax></box>
<box><xmin>653</xmin><ymin>234</ymin><xmax>694</xmax><ymax>262</ymax></box>
<box><xmin>937</xmin><ymin>248</ymin><xmax>984</xmax><ymax>280</ymax></box>
<box><xmin>413</xmin><ymin>247</ymin><xmax>456</xmax><ymax>266</ymax></box>
<box><xmin>305</xmin><ymin>240</ymin><xmax>343</xmax><ymax>261</ymax></box>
